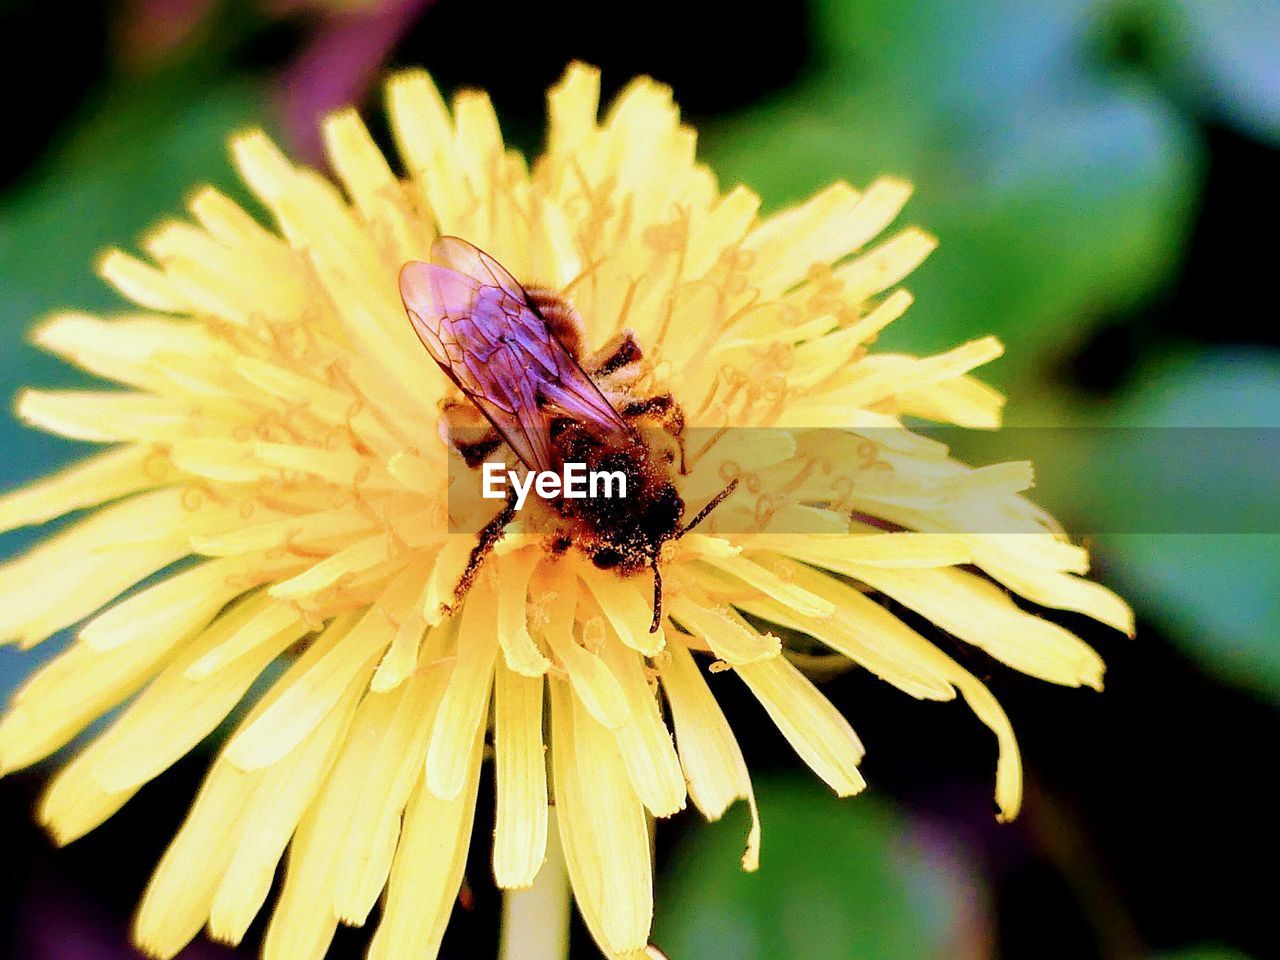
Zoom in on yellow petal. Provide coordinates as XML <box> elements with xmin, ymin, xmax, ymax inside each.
<box><xmin>371</xmin><ymin>565</ymin><xmax>441</xmax><ymax>692</ymax></box>
<box><xmin>267</xmin><ymin>533</ymin><xmax>392</xmax><ymax>601</ymax></box>
<box><xmin>658</xmin><ymin>644</ymin><xmax>760</xmax><ymax>869</ymax></box>
<box><xmin>598</xmin><ymin>639</ymin><xmax>686</xmax><ymax>818</ymax></box>
<box><xmin>224</xmin><ymin>569</ymin><xmax>424</xmax><ymax>770</ymax></box>
<box><xmin>259</xmin><ymin>670</ymin><xmax>436</xmax><ymax>960</ymax></box>
<box><xmin>17</xmin><ymin>388</ymin><xmax>243</xmax><ymax>443</ymax></box>
<box><xmin>896</xmin><ymin>373</ymin><xmax>1006</xmax><ymax>428</ymax></box>
<box><xmin>132</xmin><ymin>760</ymin><xmax>257</xmax><ymax>959</ymax></box>
<box><xmin>967</xmin><ymin>531</ymin><xmax>1088</xmax><ymax>573</ymax></box>
<box><xmin>736</xmin><ymin>655</ymin><xmax>866</xmax><ymax>797</ymax></box>
<box><xmin>834</xmin><ymin>336</ymin><xmax>1005</xmax><ymax>408</ymax></box>
<box><xmin>367</xmin><ymin>726</ymin><xmax>485</xmax><ymax>960</ymax></box>
<box><xmin>831</xmin><ymin>226</ymin><xmax>938</xmax><ymax>303</ymax></box>
<box><xmin>539</xmin><ymin>575</ymin><xmax>630</xmax><ymax>730</ymax></box>
<box><xmin>37</xmin><ymin>760</ymin><xmax>134</xmax><ymax>849</ymax></box>
<box><xmin>190</xmin><ymin>508</ymin><xmax>373</xmax><ymax>559</ymax></box>
<box><xmin>182</xmin><ymin>592</ymin><xmax>308</xmax><ymax>679</ymax></box>
<box><xmin>323</xmin><ymin>107</ymin><xmax>429</xmax><ymax>267</ymax></box>
<box><xmin>32</xmin><ymin>312</ymin><xmax>228</xmax><ymax>392</ymax></box>
<box><xmin>580</xmin><ymin>565</ymin><xmax>665</xmax><ymax>656</ymax></box>
<box><xmin>955</xmin><ymin>673</ymin><xmax>1023</xmax><ymax>821</ymax></box>
<box><xmin>421</xmin><ymin>536</ymin><xmax>474</xmax><ymax>625</ymax></box>
<box><xmin>80</xmin><ymin>556</ymin><xmax>264</xmax><ymax>652</ymax></box>
<box><xmin>549</xmin><ymin>678</ymin><xmax>653</xmax><ymax>956</ymax></box>
<box><xmin>713</xmin><ymin>559</ymin><xmax>1025</xmax><ymax>820</ymax></box>
<box><xmin>493</xmin><ymin>661</ymin><xmax>549</xmax><ymax>888</ymax></box>
<box><xmin>745</xmin><ymin>182</ymin><xmax>864</xmax><ymax>298</ymax></box>
<box><xmin>234</xmin><ymin>355</ymin><xmax>393</xmax><ymax>449</ymax></box>
<box><xmin>230</xmin><ymin>130</ymin><xmax>430</xmax><ymax>410</ymax></box>
<box><xmin>187</xmin><ymin>186</ymin><xmax>289</xmax><ymax>262</ymax></box>
<box><xmin>426</xmin><ymin>575</ymin><xmax>498</xmax><ymax>799</ymax></box>
<box><xmin>850</xmin><ymin>564</ymin><xmax>1106</xmax><ymax>689</ymax></box>
<box><xmin>788</xmin><ymin>290</ymin><xmax>914</xmax><ymax>388</ymax></box>
<box><xmin>668</xmin><ymin>591</ymin><xmax>780</xmax><ymax>665</ymax></box>
<box><xmin>135</xmin><ymin>620</ymin><xmax>354</xmax><ymax>955</ymax></box>
<box><xmin>496</xmin><ymin>548</ymin><xmax>550</xmax><ymax>675</ymax></box>
<box><xmin>686</xmin><ymin>184</ymin><xmax>761</xmax><ymax>279</ymax></box>
<box><xmin>144</xmin><ymin>220</ymin><xmax>292</xmax><ymax>329</ymax></box>
<box><xmin>332</xmin><ymin>658</ymin><xmax>451</xmax><ymax>924</ymax></box>
<box><xmin>700</xmin><ymin>552</ymin><xmax>834</xmax><ymax>619</ymax></box>
<box><xmin>976</xmin><ymin>550</ymin><xmax>1134</xmax><ymax>635</ymax></box>
<box><xmin>97</xmin><ymin>248</ymin><xmax>189</xmax><ymax>312</ymax></box>
<box><xmin>386</xmin><ymin>68</ymin><xmax>453</xmax><ymax>180</ymax></box>
<box><xmin>731</xmin><ymin>560</ymin><xmax>954</xmax><ymax>700</ymax></box>
<box><xmin>547</xmin><ymin>61</ymin><xmax>601</xmax><ymax>156</ymax></box>
<box><xmin>0</xmin><ymin>444</ymin><xmax>171</xmax><ymax>534</ymax></box>
<box><xmin>759</xmin><ymin>532</ymin><xmax>972</xmax><ymax>574</ymax></box>
<box><xmin>53</xmin><ymin>596</ymin><xmax>311</xmax><ymax>805</ymax></box>
<box><xmin>0</xmin><ymin>488</ymin><xmax>201</xmax><ymax>648</ymax></box>
<box><xmin>208</xmin><ymin>669</ymin><xmax>363</xmax><ymax>945</ymax></box>
<box><xmin>261</xmin><ymin>806</ymin><xmax>340</xmax><ymax>960</ymax></box>
<box><xmin>0</xmin><ymin>579</ymin><xmax>241</xmax><ymax>774</ymax></box>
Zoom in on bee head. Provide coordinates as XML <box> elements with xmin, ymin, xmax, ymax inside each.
<box><xmin>641</xmin><ymin>482</ymin><xmax>685</xmax><ymax>546</ymax></box>
<box><xmin>590</xmin><ymin>546</ymin><xmax>625</xmax><ymax>570</ymax></box>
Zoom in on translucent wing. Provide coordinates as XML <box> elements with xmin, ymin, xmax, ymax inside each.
<box><xmin>400</xmin><ymin>236</ymin><xmax>630</xmax><ymax>473</ymax></box>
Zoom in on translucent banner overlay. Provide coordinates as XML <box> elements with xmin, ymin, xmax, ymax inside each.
<box><xmin>444</xmin><ymin>427</ymin><xmax>1279</xmax><ymax>534</ymax></box>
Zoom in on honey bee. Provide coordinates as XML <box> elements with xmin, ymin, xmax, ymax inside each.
<box><xmin>399</xmin><ymin>236</ymin><xmax>737</xmax><ymax>632</ymax></box>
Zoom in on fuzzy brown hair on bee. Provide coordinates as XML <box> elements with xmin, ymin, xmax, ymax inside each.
<box><xmin>399</xmin><ymin>236</ymin><xmax>737</xmax><ymax>632</ymax></box>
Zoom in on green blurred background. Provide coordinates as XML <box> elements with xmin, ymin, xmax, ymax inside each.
<box><xmin>1</xmin><ymin>1</ymin><xmax>1276</xmax><ymax>958</ymax></box>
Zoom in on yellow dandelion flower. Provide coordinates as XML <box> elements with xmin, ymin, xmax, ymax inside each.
<box><xmin>0</xmin><ymin>63</ymin><xmax>1133</xmax><ymax>960</ymax></box>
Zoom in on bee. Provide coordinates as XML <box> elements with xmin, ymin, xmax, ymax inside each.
<box><xmin>399</xmin><ymin>236</ymin><xmax>737</xmax><ymax>632</ymax></box>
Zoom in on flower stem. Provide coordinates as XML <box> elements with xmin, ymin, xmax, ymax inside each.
<box><xmin>499</xmin><ymin>806</ymin><xmax>570</xmax><ymax>960</ymax></box>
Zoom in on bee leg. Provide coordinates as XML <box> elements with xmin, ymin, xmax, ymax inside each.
<box><xmin>454</xmin><ymin>433</ymin><xmax>503</xmax><ymax>469</ymax></box>
<box><xmin>649</xmin><ymin>555</ymin><xmax>664</xmax><ymax>634</ymax></box>
<box><xmin>586</xmin><ymin>330</ymin><xmax>643</xmax><ymax>378</ymax></box>
<box><xmin>621</xmin><ymin>393</ymin><xmax>689</xmax><ymax>474</ymax></box>
<box><xmin>621</xmin><ymin>392</ymin><xmax>674</xmax><ymax>420</ymax></box>
<box><xmin>445</xmin><ymin>487</ymin><xmax>517</xmax><ymax>616</ymax></box>
<box><xmin>440</xmin><ymin>400</ymin><xmax>503</xmax><ymax>467</ymax></box>
<box><xmin>526</xmin><ymin>287</ymin><xmax>587</xmax><ymax>361</ymax></box>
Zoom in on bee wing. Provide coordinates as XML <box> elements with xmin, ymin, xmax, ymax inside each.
<box><xmin>400</xmin><ymin>240</ymin><xmax>629</xmax><ymax>473</ymax></box>
<box><xmin>430</xmin><ymin>235</ymin><xmax>528</xmax><ymax>301</ymax></box>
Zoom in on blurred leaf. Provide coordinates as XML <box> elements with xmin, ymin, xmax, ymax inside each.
<box><xmin>655</xmin><ymin>777</ymin><xmax>987</xmax><ymax>960</ymax></box>
<box><xmin>703</xmin><ymin>0</ymin><xmax>1200</xmax><ymax>385</ymax></box>
<box><xmin>1108</xmin><ymin>533</ymin><xmax>1280</xmax><ymax>699</ymax></box>
<box><xmin>0</xmin><ymin>72</ymin><xmax>265</xmax><ymax>330</ymax></box>
<box><xmin>1153</xmin><ymin>947</ymin><xmax>1259</xmax><ymax>960</ymax></box>
<box><xmin>1147</xmin><ymin>0</ymin><xmax>1280</xmax><ymax>145</ymax></box>
<box><xmin>1087</xmin><ymin>350</ymin><xmax>1280</xmax><ymax>701</ymax></box>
